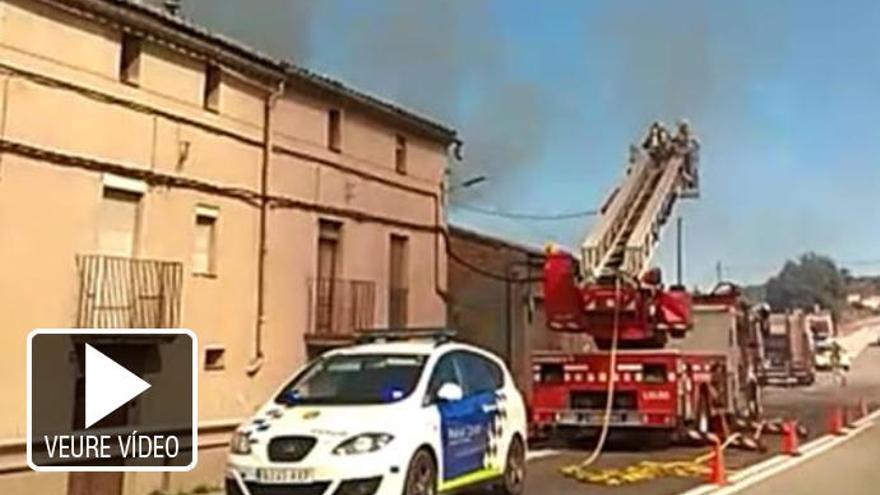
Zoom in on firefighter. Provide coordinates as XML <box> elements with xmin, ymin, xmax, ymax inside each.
<box><xmin>642</xmin><ymin>122</ymin><xmax>663</xmax><ymax>150</ymax></box>
<box><xmin>642</xmin><ymin>122</ymin><xmax>671</xmax><ymax>162</ymax></box>
<box><xmin>674</xmin><ymin>120</ymin><xmax>699</xmax><ymax>192</ymax></box>
<box><xmin>830</xmin><ymin>341</ymin><xmax>847</xmax><ymax>387</ymax></box>
<box><xmin>673</xmin><ymin>120</ymin><xmax>691</xmax><ymax>152</ymax></box>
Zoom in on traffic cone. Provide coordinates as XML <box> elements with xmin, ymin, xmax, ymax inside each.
<box><xmin>827</xmin><ymin>406</ymin><xmax>844</xmax><ymax>436</ymax></box>
<box><xmin>707</xmin><ymin>438</ymin><xmax>727</xmax><ymax>485</ymax></box>
<box><xmin>781</xmin><ymin>420</ymin><xmax>800</xmax><ymax>456</ymax></box>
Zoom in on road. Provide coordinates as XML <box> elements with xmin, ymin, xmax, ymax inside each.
<box><xmin>522</xmin><ymin>329</ymin><xmax>880</xmax><ymax>495</ymax></box>
<box><xmin>735</xmin><ymin>416</ymin><xmax>880</xmax><ymax>495</ymax></box>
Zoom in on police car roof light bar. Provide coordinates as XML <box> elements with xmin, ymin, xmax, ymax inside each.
<box><xmin>355</xmin><ymin>327</ymin><xmax>457</xmax><ymax>345</ymax></box>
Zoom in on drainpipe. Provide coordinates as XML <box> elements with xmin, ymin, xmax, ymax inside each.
<box><xmin>434</xmin><ymin>139</ymin><xmax>462</xmax><ymax>304</ymax></box>
<box><xmin>246</xmin><ymin>79</ymin><xmax>286</xmax><ymax>377</ymax></box>
<box><xmin>433</xmin><ymin>192</ymin><xmax>449</xmax><ymax>303</ymax></box>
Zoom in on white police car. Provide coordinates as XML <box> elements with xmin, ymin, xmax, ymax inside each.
<box><xmin>226</xmin><ymin>330</ymin><xmax>527</xmax><ymax>495</ymax></box>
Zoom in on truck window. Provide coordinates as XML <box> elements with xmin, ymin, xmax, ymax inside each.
<box><xmin>537</xmin><ymin>363</ymin><xmax>564</xmax><ymax>383</ymax></box>
<box><xmin>643</xmin><ymin>363</ymin><xmax>668</xmax><ymax>383</ymax></box>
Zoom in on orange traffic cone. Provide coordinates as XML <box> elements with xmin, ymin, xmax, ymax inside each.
<box><xmin>781</xmin><ymin>420</ymin><xmax>801</xmax><ymax>456</ymax></box>
<box><xmin>707</xmin><ymin>438</ymin><xmax>727</xmax><ymax>485</ymax></box>
<box><xmin>827</xmin><ymin>406</ymin><xmax>844</xmax><ymax>436</ymax></box>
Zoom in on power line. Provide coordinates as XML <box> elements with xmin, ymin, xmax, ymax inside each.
<box><xmin>451</xmin><ymin>202</ymin><xmax>598</xmax><ymax>220</ymax></box>
<box><xmin>441</xmin><ymin>229</ymin><xmax>543</xmax><ymax>283</ymax></box>
<box><xmin>446</xmin><ymin>245</ymin><xmax>542</xmax><ymax>283</ymax></box>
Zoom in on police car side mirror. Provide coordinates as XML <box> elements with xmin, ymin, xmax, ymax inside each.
<box><xmin>436</xmin><ymin>382</ymin><xmax>463</xmax><ymax>402</ymax></box>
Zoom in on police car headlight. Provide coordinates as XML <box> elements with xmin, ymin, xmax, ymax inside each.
<box><xmin>230</xmin><ymin>430</ymin><xmax>252</xmax><ymax>455</ymax></box>
<box><xmin>332</xmin><ymin>433</ymin><xmax>393</xmax><ymax>455</ymax></box>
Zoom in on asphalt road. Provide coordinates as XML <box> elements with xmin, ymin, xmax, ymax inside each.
<box><xmin>737</xmin><ymin>409</ymin><xmax>880</xmax><ymax>494</ymax></box>
<box><xmin>522</xmin><ymin>336</ymin><xmax>880</xmax><ymax>495</ymax></box>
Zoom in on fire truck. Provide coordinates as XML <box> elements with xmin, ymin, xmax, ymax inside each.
<box><xmin>758</xmin><ymin>310</ymin><xmax>816</xmax><ymax>386</ymax></box>
<box><xmin>532</xmin><ymin>123</ymin><xmax>763</xmax><ymax>442</ymax></box>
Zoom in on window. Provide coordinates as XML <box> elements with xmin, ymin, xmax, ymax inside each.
<box><xmin>642</xmin><ymin>363</ymin><xmax>668</xmax><ymax>384</ymax></box>
<box><xmin>204</xmin><ymin>347</ymin><xmax>226</xmax><ymax>371</ymax></box>
<box><xmin>274</xmin><ymin>354</ymin><xmax>427</xmax><ymax>405</ymax></box>
<box><xmin>193</xmin><ymin>205</ymin><xmax>218</xmax><ymax>275</ymax></box>
<box><xmin>328</xmin><ymin>108</ymin><xmax>342</xmax><ymax>152</ymax></box>
<box><xmin>315</xmin><ymin>220</ymin><xmax>342</xmax><ymax>332</ymax></box>
<box><xmin>317</xmin><ymin>220</ymin><xmax>342</xmax><ymax>280</ymax></box>
<box><xmin>388</xmin><ymin>234</ymin><xmax>409</xmax><ymax>327</ymax></box>
<box><xmin>119</xmin><ymin>33</ymin><xmax>142</xmax><ymax>86</ymax></box>
<box><xmin>98</xmin><ymin>187</ymin><xmax>141</xmax><ymax>257</ymax></box>
<box><xmin>426</xmin><ymin>353</ymin><xmax>462</xmax><ymax>402</ymax></box>
<box><xmin>204</xmin><ymin>64</ymin><xmax>222</xmax><ymax>112</ymax></box>
<box><xmin>459</xmin><ymin>352</ymin><xmax>504</xmax><ymax>395</ymax></box>
<box><xmin>395</xmin><ymin>134</ymin><xmax>407</xmax><ymax>174</ymax></box>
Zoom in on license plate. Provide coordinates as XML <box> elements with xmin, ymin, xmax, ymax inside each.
<box><xmin>256</xmin><ymin>468</ymin><xmax>314</xmax><ymax>484</ymax></box>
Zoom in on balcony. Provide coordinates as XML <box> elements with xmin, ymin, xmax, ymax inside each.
<box><xmin>76</xmin><ymin>254</ymin><xmax>183</xmax><ymax>328</ymax></box>
<box><xmin>307</xmin><ymin>278</ymin><xmax>376</xmax><ymax>340</ymax></box>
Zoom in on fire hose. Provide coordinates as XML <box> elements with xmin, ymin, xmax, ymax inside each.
<box><xmin>574</xmin><ymin>274</ymin><xmax>625</xmax><ymax>468</ymax></box>
<box><xmin>560</xmin><ymin>433</ymin><xmax>742</xmax><ymax>486</ymax></box>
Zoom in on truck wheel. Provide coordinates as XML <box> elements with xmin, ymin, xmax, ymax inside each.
<box><xmin>403</xmin><ymin>448</ymin><xmax>436</xmax><ymax>495</ymax></box>
<box><xmin>500</xmin><ymin>436</ymin><xmax>526</xmax><ymax>495</ymax></box>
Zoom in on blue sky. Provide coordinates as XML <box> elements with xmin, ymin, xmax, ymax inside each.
<box><xmin>184</xmin><ymin>0</ymin><xmax>880</xmax><ymax>288</ymax></box>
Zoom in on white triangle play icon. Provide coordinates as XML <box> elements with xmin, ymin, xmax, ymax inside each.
<box><xmin>85</xmin><ymin>344</ymin><xmax>151</xmax><ymax>429</ymax></box>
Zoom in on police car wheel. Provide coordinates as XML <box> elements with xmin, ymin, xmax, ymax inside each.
<box><xmin>501</xmin><ymin>436</ymin><xmax>526</xmax><ymax>495</ymax></box>
<box><xmin>403</xmin><ymin>448</ymin><xmax>436</xmax><ymax>495</ymax></box>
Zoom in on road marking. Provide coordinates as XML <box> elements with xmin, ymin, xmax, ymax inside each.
<box><xmin>679</xmin><ymin>406</ymin><xmax>880</xmax><ymax>495</ymax></box>
<box><xmin>527</xmin><ymin>449</ymin><xmax>561</xmax><ymax>461</ymax></box>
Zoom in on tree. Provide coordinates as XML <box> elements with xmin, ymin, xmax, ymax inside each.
<box><xmin>764</xmin><ymin>253</ymin><xmax>846</xmax><ymax>315</ymax></box>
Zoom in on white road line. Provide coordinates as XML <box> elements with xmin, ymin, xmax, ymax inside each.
<box><xmin>679</xmin><ymin>406</ymin><xmax>880</xmax><ymax>495</ymax></box>
<box><xmin>526</xmin><ymin>449</ymin><xmax>561</xmax><ymax>461</ymax></box>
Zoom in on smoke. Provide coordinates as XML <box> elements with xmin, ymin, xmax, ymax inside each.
<box><xmin>180</xmin><ymin>0</ymin><xmax>555</xmax><ymax>206</ymax></box>
<box><xmin>328</xmin><ymin>1</ymin><xmax>555</xmax><ymax>206</ymax></box>
<box><xmin>182</xmin><ymin>0</ymin><xmax>317</xmax><ymax>62</ymax></box>
<box><xmin>582</xmin><ymin>1</ymin><xmax>717</xmax><ymax>132</ymax></box>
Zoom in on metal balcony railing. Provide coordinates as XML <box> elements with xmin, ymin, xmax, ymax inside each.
<box><xmin>308</xmin><ymin>278</ymin><xmax>376</xmax><ymax>337</ymax></box>
<box><xmin>76</xmin><ymin>255</ymin><xmax>183</xmax><ymax>328</ymax></box>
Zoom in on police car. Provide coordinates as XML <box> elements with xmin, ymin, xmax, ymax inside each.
<box><xmin>226</xmin><ymin>329</ymin><xmax>527</xmax><ymax>495</ymax></box>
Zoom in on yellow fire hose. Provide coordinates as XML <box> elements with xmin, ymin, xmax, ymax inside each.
<box><xmin>560</xmin><ymin>433</ymin><xmax>742</xmax><ymax>487</ymax></box>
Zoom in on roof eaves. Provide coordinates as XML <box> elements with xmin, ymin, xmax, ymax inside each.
<box><xmin>283</xmin><ymin>65</ymin><xmax>458</xmax><ymax>145</ymax></box>
<box><xmin>96</xmin><ymin>0</ymin><xmax>457</xmax><ymax>145</ymax></box>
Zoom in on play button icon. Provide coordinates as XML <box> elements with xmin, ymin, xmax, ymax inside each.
<box><xmin>85</xmin><ymin>344</ymin><xmax>152</xmax><ymax>429</ymax></box>
<box><xmin>28</xmin><ymin>329</ymin><xmax>197</xmax><ymax>471</ymax></box>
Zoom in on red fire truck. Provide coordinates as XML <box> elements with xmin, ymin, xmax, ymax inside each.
<box><xmin>532</xmin><ymin>123</ymin><xmax>763</xmax><ymax>442</ymax></box>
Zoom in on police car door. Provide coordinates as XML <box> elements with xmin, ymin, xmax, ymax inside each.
<box><xmin>429</xmin><ymin>351</ymin><xmax>500</xmax><ymax>488</ymax></box>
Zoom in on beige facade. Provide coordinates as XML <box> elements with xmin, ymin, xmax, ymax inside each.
<box><xmin>0</xmin><ymin>1</ymin><xmax>455</xmax><ymax>494</ymax></box>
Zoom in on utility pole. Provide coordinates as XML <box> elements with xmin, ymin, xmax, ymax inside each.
<box><xmin>715</xmin><ymin>260</ymin><xmax>724</xmax><ymax>284</ymax></box>
<box><xmin>676</xmin><ymin>216</ymin><xmax>683</xmax><ymax>286</ymax></box>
